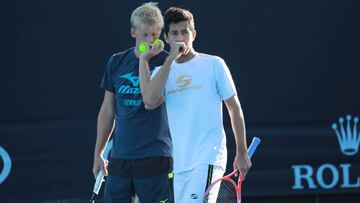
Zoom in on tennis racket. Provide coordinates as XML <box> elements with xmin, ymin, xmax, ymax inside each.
<box><xmin>203</xmin><ymin>137</ymin><xmax>261</xmax><ymax>203</ymax></box>
<box><xmin>90</xmin><ymin>139</ymin><xmax>113</xmax><ymax>203</ymax></box>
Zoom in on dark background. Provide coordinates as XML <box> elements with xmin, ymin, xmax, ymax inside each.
<box><xmin>1</xmin><ymin>0</ymin><xmax>359</xmax><ymax>202</ymax></box>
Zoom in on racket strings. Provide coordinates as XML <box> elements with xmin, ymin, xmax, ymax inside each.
<box><xmin>216</xmin><ymin>180</ymin><xmax>238</xmax><ymax>202</ymax></box>
<box><xmin>203</xmin><ymin>180</ymin><xmax>238</xmax><ymax>203</ymax></box>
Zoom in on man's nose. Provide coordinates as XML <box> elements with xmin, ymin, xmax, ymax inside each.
<box><xmin>175</xmin><ymin>34</ymin><xmax>184</xmax><ymax>42</ymax></box>
<box><xmin>146</xmin><ymin>36</ymin><xmax>154</xmax><ymax>43</ymax></box>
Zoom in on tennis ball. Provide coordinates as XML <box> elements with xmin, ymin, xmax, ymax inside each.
<box><xmin>138</xmin><ymin>42</ymin><xmax>148</xmax><ymax>53</ymax></box>
<box><xmin>153</xmin><ymin>39</ymin><xmax>163</xmax><ymax>45</ymax></box>
<box><xmin>138</xmin><ymin>39</ymin><xmax>163</xmax><ymax>53</ymax></box>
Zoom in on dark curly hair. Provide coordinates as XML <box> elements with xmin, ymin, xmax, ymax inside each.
<box><xmin>164</xmin><ymin>7</ymin><xmax>195</xmax><ymax>34</ymax></box>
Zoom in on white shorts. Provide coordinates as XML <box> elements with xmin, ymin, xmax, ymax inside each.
<box><xmin>174</xmin><ymin>164</ymin><xmax>225</xmax><ymax>203</ymax></box>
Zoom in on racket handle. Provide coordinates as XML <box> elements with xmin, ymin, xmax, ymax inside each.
<box><xmin>92</xmin><ymin>140</ymin><xmax>112</xmax><ymax>195</ymax></box>
<box><xmin>93</xmin><ymin>169</ymin><xmax>105</xmax><ymax>194</ymax></box>
<box><xmin>90</xmin><ymin>140</ymin><xmax>112</xmax><ymax>202</ymax></box>
<box><xmin>247</xmin><ymin>137</ymin><xmax>261</xmax><ymax>158</ymax></box>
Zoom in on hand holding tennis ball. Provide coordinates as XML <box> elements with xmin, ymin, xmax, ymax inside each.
<box><xmin>139</xmin><ymin>39</ymin><xmax>164</xmax><ymax>61</ymax></box>
<box><xmin>138</xmin><ymin>39</ymin><xmax>164</xmax><ymax>53</ymax></box>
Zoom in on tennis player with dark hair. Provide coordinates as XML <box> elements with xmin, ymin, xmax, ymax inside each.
<box><xmin>92</xmin><ymin>3</ymin><xmax>173</xmax><ymax>203</ymax></box>
<box><xmin>139</xmin><ymin>7</ymin><xmax>251</xmax><ymax>202</ymax></box>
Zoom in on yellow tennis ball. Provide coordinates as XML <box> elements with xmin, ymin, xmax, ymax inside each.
<box><xmin>138</xmin><ymin>42</ymin><xmax>148</xmax><ymax>53</ymax></box>
<box><xmin>153</xmin><ymin>39</ymin><xmax>163</xmax><ymax>45</ymax></box>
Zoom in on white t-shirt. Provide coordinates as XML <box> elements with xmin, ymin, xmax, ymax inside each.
<box><xmin>152</xmin><ymin>53</ymin><xmax>237</xmax><ymax>173</ymax></box>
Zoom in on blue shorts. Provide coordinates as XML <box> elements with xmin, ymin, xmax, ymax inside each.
<box><xmin>103</xmin><ymin>156</ymin><xmax>174</xmax><ymax>203</ymax></box>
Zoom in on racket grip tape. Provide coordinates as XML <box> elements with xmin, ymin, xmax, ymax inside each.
<box><xmin>247</xmin><ymin>137</ymin><xmax>261</xmax><ymax>158</ymax></box>
<box><xmin>93</xmin><ymin>169</ymin><xmax>105</xmax><ymax>194</ymax></box>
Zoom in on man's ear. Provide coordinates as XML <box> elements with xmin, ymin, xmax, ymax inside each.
<box><xmin>130</xmin><ymin>27</ymin><xmax>136</xmax><ymax>38</ymax></box>
<box><xmin>191</xmin><ymin>30</ymin><xmax>197</xmax><ymax>40</ymax></box>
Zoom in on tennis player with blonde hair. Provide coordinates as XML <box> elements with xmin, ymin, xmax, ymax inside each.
<box><xmin>92</xmin><ymin>3</ymin><xmax>173</xmax><ymax>203</ymax></box>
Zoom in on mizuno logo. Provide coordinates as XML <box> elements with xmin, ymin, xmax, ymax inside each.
<box><xmin>118</xmin><ymin>85</ymin><xmax>140</xmax><ymax>94</ymax></box>
<box><xmin>119</xmin><ymin>72</ymin><xmax>139</xmax><ymax>87</ymax></box>
<box><xmin>331</xmin><ymin>114</ymin><xmax>360</xmax><ymax>156</ymax></box>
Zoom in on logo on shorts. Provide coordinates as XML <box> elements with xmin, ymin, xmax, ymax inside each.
<box><xmin>190</xmin><ymin>194</ymin><xmax>198</xmax><ymax>199</ymax></box>
<box><xmin>159</xmin><ymin>199</ymin><xmax>168</xmax><ymax>203</ymax></box>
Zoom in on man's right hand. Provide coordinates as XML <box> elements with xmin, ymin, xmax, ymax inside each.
<box><xmin>168</xmin><ymin>41</ymin><xmax>186</xmax><ymax>60</ymax></box>
<box><xmin>140</xmin><ymin>40</ymin><xmax>165</xmax><ymax>61</ymax></box>
<box><xmin>92</xmin><ymin>154</ymin><xmax>108</xmax><ymax>179</ymax></box>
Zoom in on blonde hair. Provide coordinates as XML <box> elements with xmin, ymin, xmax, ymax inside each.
<box><xmin>130</xmin><ymin>2</ymin><xmax>164</xmax><ymax>28</ymax></box>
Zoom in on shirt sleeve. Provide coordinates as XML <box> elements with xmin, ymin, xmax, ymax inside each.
<box><xmin>150</xmin><ymin>66</ymin><xmax>161</xmax><ymax>79</ymax></box>
<box><xmin>100</xmin><ymin>55</ymin><xmax>115</xmax><ymax>93</ymax></box>
<box><xmin>150</xmin><ymin>66</ymin><xmax>167</xmax><ymax>96</ymax></box>
<box><xmin>215</xmin><ymin>57</ymin><xmax>237</xmax><ymax>100</ymax></box>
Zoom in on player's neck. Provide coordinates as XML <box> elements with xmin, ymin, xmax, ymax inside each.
<box><xmin>176</xmin><ymin>48</ymin><xmax>196</xmax><ymax>64</ymax></box>
<box><xmin>133</xmin><ymin>47</ymin><xmax>141</xmax><ymax>59</ymax></box>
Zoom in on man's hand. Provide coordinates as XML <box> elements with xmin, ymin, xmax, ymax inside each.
<box><xmin>140</xmin><ymin>40</ymin><xmax>165</xmax><ymax>61</ymax></box>
<box><xmin>168</xmin><ymin>41</ymin><xmax>186</xmax><ymax>60</ymax></box>
<box><xmin>92</xmin><ymin>154</ymin><xmax>109</xmax><ymax>179</ymax></box>
<box><xmin>233</xmin><ymin>151</ymin><xmax>251</xmax><ymax>180</ymax></box>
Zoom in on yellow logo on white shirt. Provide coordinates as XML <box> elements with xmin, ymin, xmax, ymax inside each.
<box><xmin>176</xmin><ymin>75</ymin><xmax>192</xmax><ymax>88</ymax></box>
<box><xmin>168</xmin><ymin>74</ymin><xmax>202</xmax><ymax>95</ymax></box>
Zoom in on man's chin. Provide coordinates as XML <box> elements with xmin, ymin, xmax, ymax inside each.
<box><xmin>181</xmin><ymin>48</ymin><xmax>190</xmax><ymax>56</ymax></box>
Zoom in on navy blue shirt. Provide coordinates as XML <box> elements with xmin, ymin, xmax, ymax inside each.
<box><xmin>101</xmin><ymin>47</ymin><xmax>172</xmax><ymax>159</ymax></box>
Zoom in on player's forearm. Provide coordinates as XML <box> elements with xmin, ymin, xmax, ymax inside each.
<box><xmin>139</xmin><ymin>56</ymin><xmax>173</xmax><ymax>108</ymax></box>
<box><xmin>226</xmin><ymin>97</ymin><xmax>247</xmax><ymax>155</ymax></box>
<box><xmin>139</xmin><ymin>58</ymin><xmax>153</xmax><ymax>105</ymax></box>
<box><xmin>230</xmin><ymin>110</ymin><xmax>247</xmax><ymax>155</ymax></box>
<box><xmin>94</xmin><ymin>108</ymin><xmax>114</xmax><ymax>157</ymax></box>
